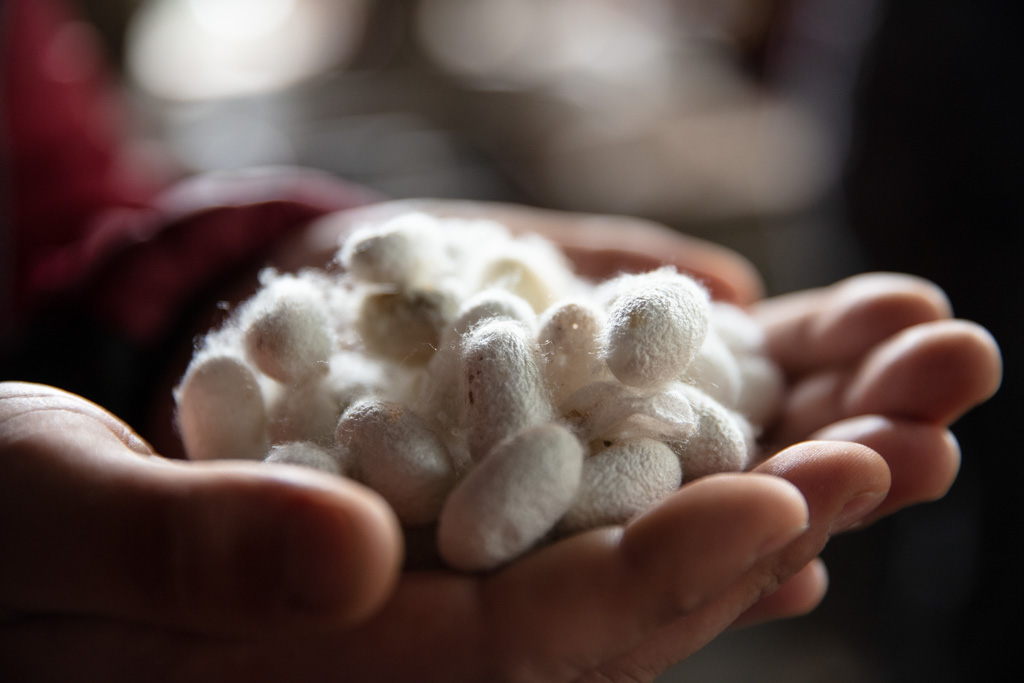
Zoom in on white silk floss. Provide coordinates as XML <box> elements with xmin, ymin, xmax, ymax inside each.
<box><xmin>174</xmin><ymin>212</ymin><xmax>785</xmax><ymax>571</ymax></box>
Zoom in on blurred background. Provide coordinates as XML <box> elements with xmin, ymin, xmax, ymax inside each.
<box><xmin>68</xmin><ymin>0</ymin><xmax>1021</xmax><ymax>680</ymax></box>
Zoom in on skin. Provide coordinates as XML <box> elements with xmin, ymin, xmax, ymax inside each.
<box><xmin>0</xmin><ymin>201</ymin><xmax>1002</xmax><ymax>682</ymax></box>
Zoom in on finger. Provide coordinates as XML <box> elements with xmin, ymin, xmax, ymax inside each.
<box><xmin>482</xmin><ymin>473</ymin><xmax>809</xmax><ymax>681</ymax></box>
<box><xmin>845</xmin><ymin>319</ymin><xmax>1002</xmax><ymax>424</ymax></box>
<box><xmin>2</xmin><ymin>474</ymin><xmax>809</xmax><ymax>683</ymax></box>
<box><xmin>754</xmin><ymin>441</ymin><xmax>891</xmax><ymax>536</ymax></box>
<box><xmin>316</xmin><ymin>199</ymin><xmax>765</xmax><ymax>304</ymax></box>
<box><xmin>765</xmin><ymin>369</ymin><xmax>850</xmax><ymax>448</ymax></box>
<box><xmin>812</xmin><ymin>415</ymin><xmax>961</xmax><ymax>524</ymax></box>
<box><xmin>758</xmin><ymin>273</ymin><xmax>953</xmax><ymax>376</ymax></box>
<box><xmin>731</xmin><ymin>558</ymin><xmax>829</xmax><ymax>628</ymax></box>
<box><xmin>0</xmin><ymin>574</ymin><xmax>487</xmax><ymax>683</ymax></box>
<box><xmin>0</xmin><ymin>565</ymin><xmax>821</xmax><ymax>683</ymax></box>
<box><xmin>0</xmin><ymin>383</ymin><xmax>402</xmax><ymax>637</ymax></box>
<box><xmin>585</xmin><ymin>441</ymin><xmax>891</xmax><ymax>681</ymax></box>
<box><xmin>769</xmin><ymin>319</ymin><xmax>1002</xmax><ymax>444</ymax></box>
<box><xmin>504</xmin><ymin>209</ymin><xmax>764</xmax><ymax>304</ymax></box>
<box><xmin>0</xmin><ymin>445</ymin><xmax>885</xmax><ymax>683</ymax></box>
<box><xmin>0</xmin><ymin>382</ymin><xmax>156</xmax><ymax>456</ymax></box>
<box><xmin>92</xmin><ymin>472</ymin><xmax>805</xmax><ymax>683</ymax></box>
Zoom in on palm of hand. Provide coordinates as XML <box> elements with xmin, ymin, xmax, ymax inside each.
<box><xmin>0</xmin><ymin>202</ymin><xmax>1000</xmax><ymax>683</ymax></box>
<box><xmin>271</xmin><ymin>203</ymin><xmax>996</xmax><ymax>682</ymax></box>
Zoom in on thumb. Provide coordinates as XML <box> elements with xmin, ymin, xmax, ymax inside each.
<box><xmin>0</xmin><ymin>383</ymin><xmax>402</xmax><ymax>637</ymax></box>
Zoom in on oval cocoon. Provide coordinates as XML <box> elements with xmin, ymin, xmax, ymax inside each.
<box><xmin>266</xmin><ymin>380</ymin><xmax>343</xmax><ymax>446</ymax></box>
<box><xmin>734</xmin><ymin>354</ymin><xmax>785</xmax><ymax>426</ymax></box>
<box><xmin>538</xmin><ymin>299</ymin><xmax>608</xmax><ymax>404</ymax></box>
<box><xmin>674</xmin><ymin>385</ymin><xmax>752</xmax><ymax>481</ymax></box>
<box><xmin>437</xmin><ymin>423</ymin><xmax>584</xmax><ymax>571</ymax></box>
<box><xmin>603</xmin><ymin>272</ymin><xmax>710</xmax><ymax>388</ymax></box>
<box><xmin>684</xmin><ymin>329</ymin><xmax>742</xmax><ymax>408</ymax></box>
<box><xmin>340</xmin><ymin>212</ymin><xmax>438</xmax><ymax>287</ymax></box>
<box><xmin>452</xmin><ymin>289</ymin><xmax>536</xmax><ymax>338</ymax></box>
<box><xmin>175</xmin><ymin>353</ymin><xmax>268</xmax><ymax>461</ymax></box>
<box><xmin>243</xmin><ymin>282</ymin><xmax>333</xmax><ymax>385</ymax></box>
<box><xmin>338</xmin><ymin>399</ymin><xmax>456</xmax><ymax>526</ymax></box>
<box><xmin>461</xmin><ymin>319</ymin><xmax>551</xmax><ymax>461</ymax></box>
<box><xmin>356</xmin><ymin>288</ymin><xmax>456</xmax><ymax>364</ymax></box>
<box><xmin>560</xmin><ymin>437</ymin><xmax>681</xmax><ymax>534</ymax></box>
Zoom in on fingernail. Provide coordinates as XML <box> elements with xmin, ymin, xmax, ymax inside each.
<box><xmin>830</xmin><ymin>492</ymin><xmax>886</xmax><ymax>534</ymax></box>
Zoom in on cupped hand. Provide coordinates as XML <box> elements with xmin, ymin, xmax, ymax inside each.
<box><xmin>0</xmin><ymin>382</ymin><xmax>402</xmax><ymax>675</ymax></box>
<box><xmin>0</xmin><ymin>383</ymin><xmax>813</xmax><ymax>682</ymax></box>
<box><xmin>755</xmin><ymin>270</ymin><xmax>1001</xmax><ymax>526</ymax></box>
<box><xmin>2</xmin><ymin>201</ymin><xmax>1001</xmax><ymax>682</ymax></box>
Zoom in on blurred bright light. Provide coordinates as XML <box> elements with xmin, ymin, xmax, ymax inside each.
<box><xmin>417</xmin><ymin>0</ymin><xmax>675</xmax><ymax>93</ymax></box>
<box><xmin>127</xmin><ymin>0</ymin><xmax>367</xmax><ymax>100</ymax></box>
<box><xmin>187</xmin><ymin>0</ymin><xmax>296</xmax><ymax>40</ymax></box>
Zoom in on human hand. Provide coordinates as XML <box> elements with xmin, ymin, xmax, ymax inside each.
<box><xmin>274</xmin><ymin>201</ymin><xmax>996</xmax><ymax>681</ymax></box>
<box><xmin>753</xmin><ymin>269</ymin><xmax>1001</xmax><ymax>530</ymax></box>
<box><xmin>2</xmin><ymin>201</ymin><xmax>1000</xmax><ymax>682</ymax></box>
<box><xmin>0</xmin><ymin>378</ymin><xmax>814</xmax><ymax>682</ymax></box>
<box><xmin>0</xmin><ymin>382</ymin><xmax>402</xmax><ymax>679</ymax></box>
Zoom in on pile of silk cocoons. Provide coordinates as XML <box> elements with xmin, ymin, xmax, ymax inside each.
<box><xmin>174</xmin><ymin>211</ymin><xmax>785</xmax><ymax>572</ymax></box>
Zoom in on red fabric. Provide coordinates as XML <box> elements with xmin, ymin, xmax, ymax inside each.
<box><xmin>2</xmin><ymin>0</ymin><xmax>378</xmax><ymax>344</ymax></box>
<box><xmin>88</xmin><ymin>167</ymin><xmax>380</xmax><ymax>343</ymax></box>
<box><xmin>2</xmin><ymin>0</ymin><xmax>163</xmax><ymax>315</ymax></box>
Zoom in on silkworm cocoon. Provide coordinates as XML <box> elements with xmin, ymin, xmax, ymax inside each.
<box><xmin>322</xmin><ymin>349</ymin><xmax>393</xmax><ymax>401</ymax></box>
<box><xmin>709</xmin><ymin>301</ymin><xmax>765</xmax><ymax>354</ymax></box>
<box><xmin>451</xmin><ymin>288</ymin><xmax>536</xmax><ymax>337</ymax></box>
<box><xmin>175</xmin><ymin>353</ymin><xmax>268</xmax><ymax>461</ymax></box>
<box><xmin>243</xmin><ymin>276</ymin><xmax>334</xmax><ymax>385</ymax></box>
<box><xmin>410</xmin><ymin>289</ymin><xmax>536</xmax><ymax>452</ymax></box>
<box><xmin>427</xmin><ymin>216</ymin><xmax>513</xmax><ymax>276</ymax></box>
<box><xmin>337</xmin><ymin>399</ymin><xmax>456</xmax><ymax>526</ymax></box>
<box><xmin>672</xmin><ymin>385</ymin><xmax>753</xmax><ymax>481</ymax></box>
<box><xmin>411</xmin><ymin>340</ymin><xmax>464</xmax><ymax>439</ymax></box>
<box><xmin>537</xmin><ymin>300</ymin><xmax>610</xmax><ymax>404</ymax></box>
<box><xmin>683</xmin><ymin>329</ymin><xmax>742</xmax><ymax>408</ymax></box>
<box><xmin>475</xmin><ymin>235</ymin><xmax>577</xmax><ymax>312</ymax></box>
<box><xmin>559</xmin><ymin>437</ymin><xmax>682</xmax><ymax>534</ymax></box>
<box><xmin>601</xmin><ymin>269</ymin><xmax>711</xmax><ymax>388</ymax></box>
<box><xmin>355</xmin><ymin>287</ymin><xmax>457</xmax><ymax>364</ymax></box>
<box><xmin>268</xmin><ymin>347</ymin><xmax>402</xmax><ymax>447</ymax></box>
<box><xmin>733</xmin><ymin>354</ymin><xmax>785</xmax><ymax>426</ymax></box>
<box><xmin>266</xmin><ymin>379</ymin><xmax>342</xmax><ymax>446</ymax></box>
<box><xmin>704</xmin><ymin>302</ymin><xmax>782</xmax><ymax>424</ymax></box>
<box><xmin>461</xmin><ymin>319</ymin><xmax>551</xmax><ymax>461</ymax></box>
<box><xmin>559</xmin><ymin>381</ymin><xmax>694</xmax><ymax>445</ymax></box>
<box><xmin>339</xmin><ymin>212</ymin><xmax>440</xmax><ymax>287</ymax></box>
<box><xmin>264</xmin><ymin>441</ymin><xmax>346</xmax><ymax>476</ymax></box>
<box><xmin>437</xmin><ymin>423</ymin><xmax>584</xmax><ymax>571</ymax></box>
<box><xmin>176</xmin><ymin>211</ymin><xmax>788</xmax><ymax>575</ymax></box>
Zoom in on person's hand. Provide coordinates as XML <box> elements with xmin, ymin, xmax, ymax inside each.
<box><xmin>754</xmin><ymin>269</ymin><xmax>999</xmax><ymax>531</ymax></box>
<box><xmin>2</xmin><ymin>200</ymin><xmax>1001</xmax><ymax>682</ymax></box>
<box><xmin>0</xmin><ymin>382</ymin><xmax>403</xmax><ymax>678</ymax></box>
<box><xmin>0</xmin><ymin>379</ymin><xmax>812</xmax><ymax>683</ymax></box>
